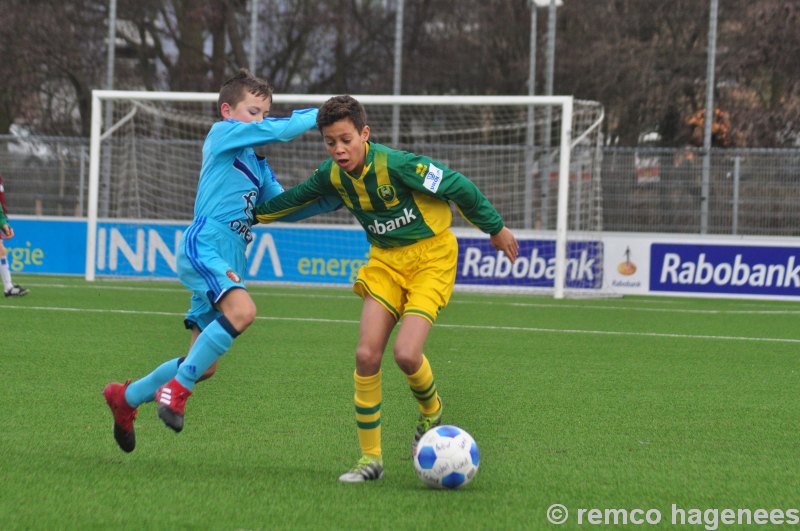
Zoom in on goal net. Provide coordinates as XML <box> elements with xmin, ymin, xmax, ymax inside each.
<box><xmin>87</xmin><ymin>91</ymin><xmax>604</xmax><ymax>298</ymax></box>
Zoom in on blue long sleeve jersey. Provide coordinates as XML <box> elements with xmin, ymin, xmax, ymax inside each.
<box><xmin>192</xmin><ymin>108</ymin><xmax>336</xmax><ymax>245</ymax></box>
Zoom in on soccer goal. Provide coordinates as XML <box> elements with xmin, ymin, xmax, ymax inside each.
<box><xmin>86</xmin><ymin>91</ymin><xmax>604</xmax><ymax>298</ymax></box>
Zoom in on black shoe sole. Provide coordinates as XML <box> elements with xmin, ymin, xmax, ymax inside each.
<box><xmin>113</xmin><ymin>425</ymin><xmax>136</xmax><ymax>453</ymax></box>
<box><xmin>157</xmin><ymin>405</ymin><xmax>184</xmax><ymax>433</ymax></box>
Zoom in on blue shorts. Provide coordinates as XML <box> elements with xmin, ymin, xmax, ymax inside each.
<box><xmin>177</xmin><ymin>216</ymin><xmax>247</xmax><ymax>330</ymax></box>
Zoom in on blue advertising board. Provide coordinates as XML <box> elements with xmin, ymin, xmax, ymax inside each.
<box><xmin>650</xmin><ymin>243</ymin><xmax>800</xmax><ymax>297</ymax></box>
<box><xmin>92</xmin><ymin>221</ymin><xmax>370</xmax><ymax>284</ymax></box>
<box><xmin>6</xmin><ymin>218</ymin><xmax>605</xmax><ymax>290</ymax></box>
<box><xmin>12</xmin><ymin>217</ymin><xmax>800</xmax><ymax>301</ymax></box>
<box><xmin>246</xmin><ymin>225</ymin><xmax>369</xmax><ymax>284</ymax></box>
<box><xmin>1</xmin><ymin>218</ymin><xmax>85</xmax><ymax>274</ymax></box>
<box><xmin>94</xmin><ymin>221</ymin><xmax>188</xmax><ymax>278</ymax></box>
<box><xmin>457</xmin><ymin>237</ymin><xmax>603</xmax><ymax>289</ymax></box>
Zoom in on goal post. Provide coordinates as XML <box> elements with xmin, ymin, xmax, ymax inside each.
<box><xmin>87</xmin><ymin>90</ymin><xmax>604</xmax><ymax>298</ymax></box>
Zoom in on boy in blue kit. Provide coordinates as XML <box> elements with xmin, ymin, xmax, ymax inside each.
<box><xmin>103</xmin><ymin>69</ymin><xmax>334</xmax><ymax>452</ymax></box>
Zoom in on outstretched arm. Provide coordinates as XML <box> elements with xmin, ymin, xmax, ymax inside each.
<box><xmin>213</xmin><ymin>108</ymin><xmax>319</xmax><ymax>152</ymax></box>
<box><xmin>396</xmin><ymin>153</ymin><xmax>504</xmax><ymax>235</ymax></box>
<box><xmin>257</xmin><ymin>108</ymin><xmax>319</xmax><ymax>142</ymax></box>
<box><xmin>277</xmin><ymin>193</ymin><xmax>343</xmax><ymax>222</ymax></box>
<box><xmin>255</xmin><ymin>172</ymin><xmax>332</xmax><ymax>224</ymax></box>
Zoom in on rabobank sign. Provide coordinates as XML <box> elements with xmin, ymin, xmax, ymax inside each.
<box><xmin>457</xmin><ymin>238</ymin><xmax>603</xmax><ymax>288</ymax></box>
<box><xmin>651</xmin><ymin>243</ymin><xmax>800</xmax><ymax>296</ymax></box>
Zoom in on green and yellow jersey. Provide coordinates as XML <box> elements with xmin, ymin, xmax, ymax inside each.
<box><xmin>255</xmin><ymin>142</ymin><xmax>504</xmax><ymax>248</ymax></box>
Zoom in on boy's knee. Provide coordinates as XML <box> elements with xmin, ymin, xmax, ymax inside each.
<box><xmin>239</xmin><ymin>303</ymin><xmax>257</xmax><ymax>327</ymax></box>
<box><xmin>355</xmin><ymin>346</ymin><xmax>382</xmax><ymax>373</ymax></box>
<box><xmin>224</xmin><ymin>300</ymin><xmax>256</xmax><ymax>332</ymax></box>
<box><xmin>232</xmin><ymin>308</ymin><xmax>256</xmax><ymax>331</ymax></box>
<box><xmin>393</xmin><ymin>344</ymin><xmax>422</xmax><ymax>373</ymax></box>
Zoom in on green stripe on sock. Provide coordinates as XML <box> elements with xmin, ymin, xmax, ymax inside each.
<box><xmin>415</xmin><ymin>388</ymin><xmax>437</xmax><ymax>402</ymax></box>
<box><xmin>355</xmin><ymin>403</ymin><xmax>382</xmax><ymax>415</ymax></box>
<box><xmin>411</xmin><ymin>381</ymin><xmax>435</xmax><ymax>397</ymax></box>
<box><xmin>357</xmin><ymin>418</ymin><xmax>382</xmax><ymax>430</ymax></box>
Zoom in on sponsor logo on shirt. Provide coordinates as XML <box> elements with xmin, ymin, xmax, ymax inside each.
<box><xmin>367</xmin><ymin>208</ymin><xmax>417</xmax><ymax>235</ymax></box>
<box><xmin>226</xmin><ymin>270</ymin><xmax>242</xmax><ymax>283</ymax></box>
<box><xmin>423</xmin><ymin>163</ymin><xmax>444</xmax><ymax>193</ymax></box>
<box><xmin>229</xmin><ymin>191</ymin><xmax>257</xmax><ymax>243</ymax></box>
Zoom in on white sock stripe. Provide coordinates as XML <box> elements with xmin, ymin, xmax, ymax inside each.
<box><xmin>0</xmin><ymin>259</ymin><xmax>12</xmax><ymax>290</ymax></box>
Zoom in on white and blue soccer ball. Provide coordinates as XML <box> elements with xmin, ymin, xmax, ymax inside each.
<box><xmin>413</xmin><ymin>425</ymin><xmax>480</xmax><ymax>489</ymax></box>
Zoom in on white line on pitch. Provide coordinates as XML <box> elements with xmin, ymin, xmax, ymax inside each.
<box><xmin>2</xmin><ymin>303</ymin><xmax>799</xmax><ymax>344</ymax></box>
<box><xmin>13</xmin><ymin>281</ymin><xmax>800</xmax><ymax>315</ymax></box>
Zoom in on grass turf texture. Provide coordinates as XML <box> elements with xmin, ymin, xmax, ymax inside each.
<box><xmin>1</xmin><ymin>274</ymin><xmax>799</xmax><ymax>529</ymax></box>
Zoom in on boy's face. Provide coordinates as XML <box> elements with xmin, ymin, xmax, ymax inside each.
<box><xmin>221</xmin><ymin>91</ymin><xmax>271</xmax><ymax>123</ymax></box>
<box><xmin>322</xmin><ymin>118</ymin><xmax>370</xmax><ymax>175</ymax></box>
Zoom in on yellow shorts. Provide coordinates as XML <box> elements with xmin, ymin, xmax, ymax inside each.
<box><xmin>353</xmin><ymin>229</ymin><xmax>458</xmax><ymax>324</ymax></box>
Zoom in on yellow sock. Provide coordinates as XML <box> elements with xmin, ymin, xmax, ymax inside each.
<box><xmin>354</xmin><ymin>370</ymin><xmax>382</xmax><ymax>458</ymax></box>
<box><xmin>406</xmin><ymin>355</ymin><xmax>441</xmax><ymax>416</ymax></box>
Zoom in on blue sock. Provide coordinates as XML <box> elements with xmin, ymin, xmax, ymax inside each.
<box><xmin>125</xmin><ymin>357</ymin><xmax>182</xmax><ymax>407</ymax></box>
<box><xmin>176</xmin><ymin>317</ymin><xmax>238</xmax><ymax>390</ymax></box>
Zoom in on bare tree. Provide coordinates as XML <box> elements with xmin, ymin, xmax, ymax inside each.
<box><xmin>0</xmin><ymin>1</ymin><xmax>107</xmax><ymax>135</ymax></box>
<box><xmin>720</xmin><ymin>0</ymin><xmax>800</xmax><ymax>146</ymax></box>
<box><xmin>1</xmin><ymin>0</ymin><xmax>798</xmax><ymax>146</ymax></box>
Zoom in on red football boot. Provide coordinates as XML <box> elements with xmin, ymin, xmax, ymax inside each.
<box><xmin>155</xmin><ymin>378</ymin><xmax>192</xmax><ymax>433</ymax></box>
<box><xmin>103</xmin><ymin>380</ymin><xmax>138</xmax><ymax>453</ymax></box>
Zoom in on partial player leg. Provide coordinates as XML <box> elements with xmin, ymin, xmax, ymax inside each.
<box><xmin>339</xmin><ymin>296</ymin><xmax>394</xmax><ymax>483</ymax></box>
<box><xmin>398</xmin><ymin>231</ymin><xmax>456</xmax><ymax>455</ymax></box>
<box><xmin>394</xmin><ymin>316</ymin><xmax>443</xmax><ymax>455</ymax></box>
<box><xmin>118</xmin><ymin>326</ymin><xmax>205</xmax><ymax>409</ymax></box>
<box><xmin>339</xmin><ymin>370</ymin><xmax>385</xmax><ymax>482</ymax></box>
<box><xmin>103</xmin><ymin>325</ymin><xmax>219</xmax><ymax>451</ymax></box>
<box><xmin>156</xmin><ymin>288</ymin><xmax>254</xmax><ymax>432</ymax></box>
<box><xmin>0</xmin><ymin>240</ymin><xmax>27</xmax><ymax>297</ymax></box>
<box><xmin>103</xmin><ymin>380</ymin><xmax>139</xmax><ymax>452</ymax></box>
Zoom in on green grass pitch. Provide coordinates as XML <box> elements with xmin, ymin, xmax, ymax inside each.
<box><xmin>1</xmin><ymin>274</ymin><xmax>798</xmax><ymax>529</ymax></box>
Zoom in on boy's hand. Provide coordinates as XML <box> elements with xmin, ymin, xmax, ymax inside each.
<box><xmin>490</xmin><ymin>227</ymin><xmax>518</xmax><ymax>263</ymax></box>
<box><xmin>1</xmin><ymin>224</ymin><xmax>13</xmax><ymax>239</ymax></box>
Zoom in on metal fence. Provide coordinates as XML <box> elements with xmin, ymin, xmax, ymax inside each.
<box><xmin>602</xmin><ymin>147</ymin><xmax>800</xmax><ymax>236</ymax></box>
<box><xmin>0</xmin><ymin>135</ymin><xmax>89</xmax><ymax>218</ymax></box>
<box><xmin>2</xmin><ymin>135</ymin><xmax>799</xmax><ymax>237</ymax></box>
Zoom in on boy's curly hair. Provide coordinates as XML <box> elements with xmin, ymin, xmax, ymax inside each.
<box><xmin>317</xmin><ymin>95</ymin><xmax>366</xmax><ymax>133</ymax></box>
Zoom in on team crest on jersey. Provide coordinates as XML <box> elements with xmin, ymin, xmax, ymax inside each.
<box><xmin>226</xmin><ymin>270</ymin><xmax>241</xmax><ymax>283</ymax></box>
<box><xmin>377</xmin><ymin>184</ymin><xmax>397</xmax><ymax>203</ymax></box>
